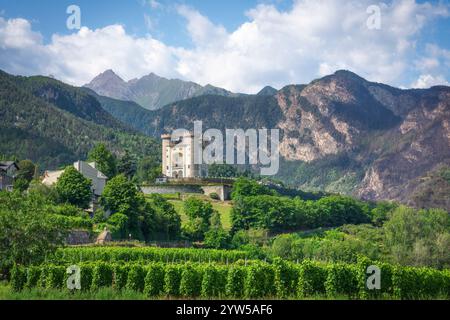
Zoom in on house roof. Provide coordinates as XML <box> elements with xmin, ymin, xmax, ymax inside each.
<box><xmin>42</xmin><ymin>170</ymin><xmax>64</xmax><ymax>185</ymax></box>
<box><xmin>0</xmin><ymin>161</ymin><xmax>19</xmax><ymax>171</ymax></box>
<box><xmin>88</xmin><ymin>162</ymin><xmax>107</xmax><ymax>179</ymax></box>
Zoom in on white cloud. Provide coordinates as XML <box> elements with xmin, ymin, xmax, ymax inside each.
<box><xmin>0</xmin><ymin>18</ymin><xmax>177</xmax><ymax>85</ymax></box>
<box><xmin>0</xmin><ymin>0</ymin><xmax>448</xmax><ymax>93</ymax></box>
<box><xmin>411</xmin><ymin>74</ymin><xmax>450</xmax><ymax>88</ymax></box>
<box><xmin>149</xmin><ymin>0</ymin><xmax>162</xmax><ymax>10</ymax></box>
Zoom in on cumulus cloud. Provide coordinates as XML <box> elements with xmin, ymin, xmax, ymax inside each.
<box><xmin>412</xmin><ymin>74</ymin><xmax>450</xmax><ymax>88</ymax></box>
<box><xmin>0</xmin><ymin>17</ymin><xmax>178</xmax><ymax>85</ymax></box>
<box><xmin>0</xmin><ymin>0</ymin><xmax>448</xmax><ymax>93</ymax></box>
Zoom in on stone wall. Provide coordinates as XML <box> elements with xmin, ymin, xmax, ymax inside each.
<box><xmin>66</xmin><ymin>230</ymin><xmax>92</xmax><ymax>245</ymax></box>
<box><xmin>140</xmin><ymin>184</ymin><xmax>232</xmax><ymax>201</ymax></box>
<box><xmin>201</xmin><ymin>185</ymin><xmax>232</xmax><ymax>201</ymax></box>
<box><xmin>140</xmin><ymin>184</ymin><xmax>203</xmax><ymax>195</ymax></box>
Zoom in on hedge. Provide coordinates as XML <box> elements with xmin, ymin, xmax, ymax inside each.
<box><xmin>297</xmin><ymin>260</ymin><xmax>327</xmax><ymax>297</ymax></box>
<box><xmin>164</xmin><ymin>265</ymin><xmax>182</xmax><ymax>296</ymax></box>
<box><xmin>325</xmin><ymin>263</ymin><xmax>359</xmax><ymax>298</ymax></box>
<box><xmin>225</xmin><ymin>265</ymin><xmax>246</xmax><ymax>298</ymax></box>
<box><xmin>53</xmin><ymin>247</ymin><xmax>248</xmax><ymax>264</ymax></box>
<box><xmin>9</xmin><ymin>260</ymin><xmax>450</xmax><ymax>300</ymax></box>
<box><xmin>180</xmin><ymin>263</ymin><xmax>203</xmax><ymax>297</ymax></box>
<box><xmin>92</xmin><ymin>262</ymin><xmax>113</xmax><ymax>290</ymax></box>
<box><xmin>144</xmin><ymin>263</ymin><xmax>165</xmax><ymax>297</ymax></box>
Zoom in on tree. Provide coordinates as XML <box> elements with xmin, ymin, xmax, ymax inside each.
<box><xmin>204</xmin><ymin>212</ymin><xmax>229</xmax><ymax>249</ymax></box>
<box><xmin>146</xmin><ymin>194</ymin><xmax>181</xmax><ymax>240</ymax></box>
<box><xmin>102</xmin><ymin>174</ymin><xmax>141</xmax><ymax>215</ymax></box>
<box><xmin>16</xmin><ymin>160</ymin><xmax>37</xmax><ymax>183</ymax></box>
<box><xmin>101</xmin><ymin>174</ymin><xmax>146</xmax><ymax>239</ymax></box>
<box><xmin>136</xmin><ymin>156</ymin><xmax>161</xmax><ymax>183</ymax></box>
<box><xmin>231</xmin><ymin>177</ymin><xmax>273</xmax><ymax>200</ymax></box>
<box><xmin>13</xmin><ymin>178</ymin><xmax>29</xmax><ymax>192</ymax></box>
<box><xmin>0</xmin><ymin>191</ymin><xmax>67</xmax><ymax>274</ymax></box>
<box><xmin>117</xmin><ymin>150</ymin><xmax>137</xmax><ymax>180</ymax></box>
<box><xmin>383</xmin><ymin>206</ymin><xmax>450</xmax><ymax>268</ymax></box>
<box><xmin>13</xmin><ymin>160</ymin><xmax>37</xmax><ymax>191</ymax></box>
<box><xmin>88</xmin><ymin>143</ymin><xmax>117</xmax><ymax>178</ymax></box>
<box><xmin>55</xmin><ymin>166</ymin><xmax>92</xmax><ymax>209</ymax></box>
<box><xmin>371</xmin><ymin>201</ymin><xmax>398</xmax><ymax>227</ymax></box>
<box><xmin>208</xmin><ymin>163</ymin><xmax>238</xmax><ymax>178</ymax></box>
<box><xmin>182</xmin><ymin>197</ymin><xmax>215</xmax><ymax>241</ymax></box>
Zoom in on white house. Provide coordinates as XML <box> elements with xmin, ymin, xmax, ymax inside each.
<box><xmin>0</xmin><ymin>161</ymin><xmax>19</xmax><ymax>192</ymax></box>
<box><xmin>42</xmin><ymin>161</ymin><xmax>107</xmax><ymax>197</ymax></box>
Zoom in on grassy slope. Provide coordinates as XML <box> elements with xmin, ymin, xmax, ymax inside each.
<box><xmin>162</xmin><ymin>194</ymin><xmax>233</xmax><ymax>230</ymax></box>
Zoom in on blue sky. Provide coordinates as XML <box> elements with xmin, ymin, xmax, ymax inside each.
<box><xmin>0</xmin><ymin>0</ymin><xmax>449</xmax><ymax>93</ymax></box>
<box><xmin>0</xmin><ymin>0</ymin><xmax>290</xmax><ymax>46</ymax></box>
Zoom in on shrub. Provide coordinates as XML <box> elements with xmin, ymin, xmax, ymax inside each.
<box><xmin>113</xmin><ymin>265</ymin><xmax>129</xmax><ymax>291</ymax></box>
<box><xmin>325</xmin><ymin>263</ymin><xmax>359</xmax><ymax>298</ymax></box>
<box><xmin>164</xmin><ymin>265</ymin><xmax>182</xmax><ymax>296</ymax></box>
<box><xmin>25</xmin><ymin>266</ymin><xmax>42</xmax><ymax>289</ymax></box>
<box><xmin>244</xmin><ymin>262</ymin><xmax>274</xmax><ymax>298</ymax></box>
<box><xmin>209</xmin><ymin>193</ymin><xmax>220</xmax><ymax>200</ymax></box>
<box><xmin>180</xmin><ymin>264</ymin><xmax>202</xmax><ymax>297</ymax></box>
<box><xmin>144</xmin><ymin>263</ymin><xmax>165</xmax><ymax>297</ymax></box>
<box><xmin>201</xmin><ymin>265</ymin><xmax>227</xmax><ymax>298</ymax></box>
<box><xmin>273</xmin><ymin>258</ymin><xmax>299</xmax><ymax>298</ymax></box>
<box><xmin>225</xmin><ymin>265</ymin><xmax>246</xmax><ymax>298</ymax></box>
<box><xmin>79</xmin><ymin>264</ymin><xmax>93</xmax><ymax>291</ymax></box>
<box><xmin>45</xmin><ymin>264</ymin><xmax>66</xmax><ymax>289</ymax></box>
<box><xmin>10</xmin><ymin>265</ymin><xmax>26</xmax><ymax>292</ymax></box>
<box><xmin>297</xmin><ymin>260</ymin><xmax>327</xmax><ymax>298</ymax></box>
<box><xmin>92</xmin><ymin>262</ymin><xmax>113</xmax><ymax>290</ymax></box>
<box><xmin>126</xmin><ymin>265</ymin><xmax>145</xmax><ymax>292</ymax></box>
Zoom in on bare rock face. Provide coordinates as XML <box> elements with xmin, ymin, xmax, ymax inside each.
<box><xmin>356</xmin><ymin>87</ymin><xmax>450</xmax><ymax>207</ymax></box>
<box><xmin>85</xmin><ymin>70</ymin><xmax>134</xmax><ymax>102</ymax></box>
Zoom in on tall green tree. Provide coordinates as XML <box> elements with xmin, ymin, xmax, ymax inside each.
<box><xmin>204</xmin><ymin>212</ymin><xmax>229</xmax><ymax>249</ymax></box>
<box><xmin>101</xmin><ymin>174</ymin><xmax>146</xmax><ymax>239</ymax></box>
<box><xmin>13</xmin><ymin>159</ymin><xmax>37</xmax><ymax>191</ymax></box>
<box><xmin>231</xmin><ymin>177</ymin><xmax>273</xmax><ymax>200</ymax></box>
<box><xmin>16</xmin><ymin>160</ymin><xmax>36</xmax><ymax>183</ymax></box>
<box><xmin>117</xmin><ymin>150</ymin><xmax>137</xmax><ymax>180</ymax></box>
<box><xmin>146</xmin><ymin>194</ymin><xmax>181</xmax><ymax>240</ymax></box>
<box><xmin>182</xmin><ymin>197</ymin><xmax>215</xmax><ymax>241</ymax></box>
<box><xmin>0</xmin><ymin>191</ymin><xmax>67</xmax><ymax>274</ymax></box>
<box><xmin>136</xmin><ymin>156</ymin><xmax>161</xmax><ymax>183</ymax></box>
<box><xmin>383</xmin><ymin>206</ymin><xmax>450</xmax><ymax>268</ymax></box>
<box><xmin>88</xmin><ymin>143</ymin><xmax>117</xmax><ymax>178</ymax></box>
<box><xmin>55</xmin><ymin>166</ymin><xmax>92</xmax><ymax>209</ymax></box>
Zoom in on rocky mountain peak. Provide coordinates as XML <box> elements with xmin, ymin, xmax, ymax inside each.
<box><xmin>257</xmin><ymin>86</ymin><xmax>278</xmax><ymax>96</ymax></box>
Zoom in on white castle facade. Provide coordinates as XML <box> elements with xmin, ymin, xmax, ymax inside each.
<box><xmin>161</xmin><ymin>133</ymin><xmax>207</xmax><ymax>179</ymax></box>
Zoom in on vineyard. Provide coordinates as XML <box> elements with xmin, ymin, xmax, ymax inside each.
<box><xmin>10</xmin><ymin>251</ymin><xmax>450</xmax><ymax>300</ymax></box>
<box><xmin>51</xmin><ymin>247</ymin><xmax>250</xmax><ymax>264</ymax></box>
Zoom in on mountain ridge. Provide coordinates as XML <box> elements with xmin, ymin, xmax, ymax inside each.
<box><xmin>94</xmin><ymin>69</ymin><xmax>450</xmax><ymax>210</ymax></box>
<box><xmin>84</xmin><ymin>70</ymin><xmax>242</xmax><ymax>110</ymax></box>
<box><xmin>2</xmin><ymin>68</ymin><xmax>449</xmax><ymax>210</ymax></box>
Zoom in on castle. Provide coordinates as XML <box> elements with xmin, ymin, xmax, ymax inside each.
<box><xmin>161</xmin><ymin>132</ymin><xmax>208</xmax><ymax>179</ymax></box>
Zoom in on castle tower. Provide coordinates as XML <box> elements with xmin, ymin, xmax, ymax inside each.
<box><xmin>162</xmin><ymin>132</ymin><xmax>201</xmax><ymax>179</ymax></box>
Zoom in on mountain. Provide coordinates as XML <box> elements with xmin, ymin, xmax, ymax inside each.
<box><xmin>3</xmin><ymin>67</ymin><xmax>448</xmax><ymax>210</ymax></box>
<box><xmin>99</xmin><ymin>70</ymin><xmax>450</xmax><ymax>210</ymax></box>
<box><xmin>257</xmin><ymin>86</ymin><xmax>278</xmax><ymax>96</ymax></box>
<box><xmin>85</xmin><ymin>70</ymin><xmax>242</xmax><ymax>110</ymax></box>
<box><xmin>0</xmin><ymin>70</ymin><xmax>159</xmax><ymax>170</ymax></box>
